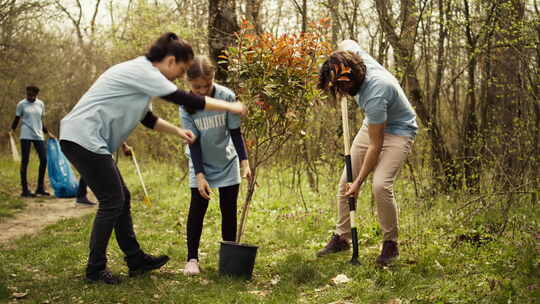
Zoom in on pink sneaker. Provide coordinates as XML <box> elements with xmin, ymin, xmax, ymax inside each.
<box><xmin>183</xmin><ymin>259</ymin><xmax>201</xmax><ymax>276</ymax></box>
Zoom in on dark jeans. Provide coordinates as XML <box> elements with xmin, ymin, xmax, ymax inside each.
<box><xmin>60</xmin><ymin>140</ymin><xmax>143</xmax><ymax>276</ymax></box>
<box><xmin>20</xmin><ymin>139</ymin><xmax>47</xmax><ymax>192</ymax></box>
<box><xmin>187</xmin><ymin>184</ymin><xmax>239</xmax><ymax>260</ymax></box>
<box><xmin>77</xmin><ymin>177</ymin><xmax>87</xmax><ymax>198</ymax></box>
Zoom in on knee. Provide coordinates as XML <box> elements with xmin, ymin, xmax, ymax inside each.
<box><xmin>97</xmin><ymin>193</ymin><xmax>126</xmax><ymax>217</ymax></box>
<box><xmin>123</xmin><ymin>188</ymin><xmax>131</xmax><ymax>204</ymax></box>
<box><xmin>373</xmin><ymin>179</ymin><xmax>393</xmax><ymax>200</ymax></box>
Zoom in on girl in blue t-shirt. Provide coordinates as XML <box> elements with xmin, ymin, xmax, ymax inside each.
<box><xmin>180</xmin><ymin>56</ymin><xmax>251</xmax><ymax>275</ymax></box>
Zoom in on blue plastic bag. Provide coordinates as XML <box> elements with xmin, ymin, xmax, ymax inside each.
<box><xmin>47</xmin><ymin>138</ymin><xmax>79</xmax><ymax>198</ymax></box>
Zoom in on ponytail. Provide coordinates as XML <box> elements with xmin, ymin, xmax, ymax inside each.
<box><xmin>145</xmin><ymin>32</ymin><xmax>194</xmax><ymax>63</ymax></box>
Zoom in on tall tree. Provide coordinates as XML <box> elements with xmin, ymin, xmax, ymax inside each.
<box><xmin>208</xmin><ymin>0</ymin><xmax>239</xmax><ymax>82</ymax></box>
<box><xmin>483</xmin><ymin>0</ymin><xmax>526</xmax><ymax>188</ymax></box>
<box><xmin>375</xmin><ymin>0</ymin><xmax>459</xmax><ymax>190</ymax></box>
<box><xmin>246</xmin><ymin>0</ymin><xmax>263</xmax><ymax>34</ymax></box>
<box><xmin>291</xmin><ymin>0</ymin><xmax>307</xmax><ymax>32</ymax></box>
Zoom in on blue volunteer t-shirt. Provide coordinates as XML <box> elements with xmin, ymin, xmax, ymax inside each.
<box><xmin>16</xmin><ymin>99</ymin><xmax>45</xmax><ymax>141</ymax></box>
<box><xmin>342</xmin><ymin>40</ymin><xmax>418</xmax><ymax>138</ymax></box>
<box><xmin>60</xmin><ymin>56</ymin><xmax>178</xmax><ymax>154</ymax></box>
<box><xmin>180</xmin><ymin>84</ymin><xmax>242</xmax><ymax>188</ymax></box>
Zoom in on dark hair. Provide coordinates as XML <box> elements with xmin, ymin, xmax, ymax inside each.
<box><xmin>26</xmin><ymin>86</ymin><xmax>40</xmax><ymax>94</ymax></box>
<box><xmin>184</xmin><ymin>56</ymin><xmax>216</xmax><ymax>115</ymax></box>
<box><xmin>145</xmin><ymin>32</ymin><xmax>194</xmax><ymax>63</ymax></box>
<box><xmin>318</xmin><ymin>51</ymin><xmax>366</xmax><ymax>98</ymax></box>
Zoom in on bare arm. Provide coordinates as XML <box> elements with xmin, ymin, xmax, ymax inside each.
<box><xmin>154</xmin><ymin>118</ymin><xmax>196</xmax><ymax>144</ymax></box>
<box><xmin>10</xmin><ymin>116</ymin><xmax>20</xmax><ymax>131</ymax></box>
<box><xmin>204</xmin><ymin>96</ymin><xmax>247</xmax><ymax>115</ymax></box>
<box><xmin>344</xmin><ymin>122</ymin><xmax>385</xmax><ymax>196</ymax></box>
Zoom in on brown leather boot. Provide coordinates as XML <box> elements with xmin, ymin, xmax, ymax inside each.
<box><xmin>376</xmin><ymin>240</ymin><xmax>399</xmax><ymax>266</ymax></box>
<box><xmin>316</xmin><ymin>234</ymin><xmax>350</xmax><ymax>257</ymax></box>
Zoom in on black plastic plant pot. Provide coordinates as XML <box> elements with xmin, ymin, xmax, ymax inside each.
<box><xmin>219</xmin><ymin>241</ymin><xmax>258</xmax><ymax>280</ymax></box>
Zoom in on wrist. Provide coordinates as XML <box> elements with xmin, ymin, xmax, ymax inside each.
<box><xmin>178</xmin><ymin>128</ymin><xmax>187</xmax><ymax>137</ymax></box>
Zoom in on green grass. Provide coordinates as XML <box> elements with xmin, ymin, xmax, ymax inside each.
<box><xmin>0</xmin><ymin>156</ymin><xmax>28</xmax><ymax>220</ymax></box>
<box><xmin>0</xmin><ymin>156</ymin><xmax>538</xmax><ymax>303</ymax></box>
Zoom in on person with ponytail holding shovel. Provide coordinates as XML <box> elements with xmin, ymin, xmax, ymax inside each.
<box><xmin>316</xmin><ymin>40</ymin><xmax>417</xmax><ymax>266</ymax></box>
<box><xmin>10</xmin><ymin>85</ymin><xmax>56</xmax><ymax>197</ymax></box>
<box><xmin>180</xmin><ymin>56</ymin><xmax>251</xmax><ymax>276</ymax></box>
<box><xmin>59</xmin><ymin>33</ymin><xmax>247</xmax><ymax>284</ymax></box>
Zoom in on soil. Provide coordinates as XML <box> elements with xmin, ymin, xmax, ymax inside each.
<box><xmin>0</xmin><ymin>195</ymin><xmax>96</xmax><ymax>244</ymax></box>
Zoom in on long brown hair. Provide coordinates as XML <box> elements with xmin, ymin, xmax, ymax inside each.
<box><xmin>185</xmin><ymin>56</ymin><xmax>216</xmax><ymax>114</ymax></box>
<box><xmin>186</xmin><ymin>55</ymin><xmax>216</xmax><ymax>81</ymax></box>
<box><xmin>318</xmin><ymin>51</ymin><xmax>366</xmax><ymax>98</ymax></box>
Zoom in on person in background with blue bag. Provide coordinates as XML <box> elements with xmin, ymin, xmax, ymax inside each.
<box><xmin>59</xmin><ymin>32</ymin><xmax>247</xmax><ymax>285</ymax></box>
<box><xmin>9</xmin><ymin>85</ymin><xmax>56</xmax><ymax>197</ymax></box>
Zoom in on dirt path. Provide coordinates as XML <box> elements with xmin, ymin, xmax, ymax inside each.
<box><xmin>0</xmin><ymin>196</ymin><xmax>96</xmax><ymax>244</ymax></box>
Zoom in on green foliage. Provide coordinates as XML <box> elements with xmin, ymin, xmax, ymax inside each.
<box><xmin>0</xmin><ymin>156</ymin><xmax>28</xmax><ymax>220</ymax></box>
<box><xmin>105</xmin><ymin>0</ymin><xmax>198</xmax><ymax>64</ymax></box>
<box><xmin>102</xmin><ymin>0</ymin><xmax>202</xmax><ymax>159</ymax></box>
<box><xmin>0</xmin><ymin>159</ymin><xmax>538</xmax><ymax>303</ymax></box>
<box><xmin>224</xmin><ymin>20</ymin><xmax>332</xmax><ymax>168</ymax></box>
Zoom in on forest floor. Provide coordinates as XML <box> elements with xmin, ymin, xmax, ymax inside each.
<box><xmin>0</xmin><ymin>155</ymin><xmax>538</xmax><ymax>303</ymax></box>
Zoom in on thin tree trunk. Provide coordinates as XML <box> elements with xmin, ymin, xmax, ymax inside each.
<box><xmin>208</xmin><ymin>0</ymin><xmax>239</xmax><ymax>82</ymax></box>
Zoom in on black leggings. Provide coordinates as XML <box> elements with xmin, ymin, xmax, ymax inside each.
<box><xmin>187</xmin><ymin>184</ymin><xmax>239</xmax><ymax>261</ymax></box>
<box><xmin>20</xmin><ymin>139</ymin><xmax>47</xmax><ymax>192</ymax></box>
<box><xmin>60</xmin><ymin>140</ymin><xmax>143</xmax><ymax>276</ymax></box>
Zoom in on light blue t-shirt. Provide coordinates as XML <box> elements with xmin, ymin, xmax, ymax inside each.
<box><xmin>60</xmin><ymin>56</ymin><xmax>178</xmax><ymax>154</ymax></box>
<box><xmin>16</xmin><ymin>99</ymin><xmax>45</xmax><ymax>141</ymax></box>
<box><xmin>344</xmin><ymin>41</ymin><xmax>418</xmax><ymax>138</ymax></box>
<box><xmin>180</xmin><ymin>84</ymin><xmax>242</xmax><ymax>188</ymax></box>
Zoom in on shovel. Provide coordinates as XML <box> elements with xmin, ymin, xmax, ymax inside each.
<box><xmin>340</xmin><ymin>97</ymin><xmax>360</xmax><ymax>265</ymax></box>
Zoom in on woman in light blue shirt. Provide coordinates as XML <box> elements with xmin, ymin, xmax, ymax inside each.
<box><xmin>59</xmin><ymin>33</ymin><xmax>247</xmax><ymax>284</ymax></box>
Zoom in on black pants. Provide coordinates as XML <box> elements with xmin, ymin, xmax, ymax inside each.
<box><xmin>77</xmin><ymin>177</ymin><xmax>87</xmax><ymax>198</ymax></box>
<box><xmin>20</xmin><ymin>139</ymin><xmax>47</xmax><ymax>192</ymax></box>
<box><xmin>187</xmin><ymin>184</ymin><xmax>239</xmax><ymax>261</ymax></box>
<box><xmin>60</xmin><ymin>140</ymin><xmax>143</xmax><ymax>276</ymax></box>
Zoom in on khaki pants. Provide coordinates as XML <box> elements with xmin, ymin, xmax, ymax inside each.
<box><xmin>335</xmin><ymin>128</ymin><xmax>413</xmax><ymax>241</ymax></box>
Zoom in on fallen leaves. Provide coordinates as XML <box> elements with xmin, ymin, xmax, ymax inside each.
<box><xmin>331</xmin><ymin>274</ymin><xmax>351</xmax><ymax>285</ymax></box>
<box><xmin>12</xmin><ymin>291</ymin><xmax>28</xmax><ymax>299</ymax></box>
<box><xmin>247</xmin><ymin>290</ymin><xmax>270</xmax><ymax>297</ymax></box>
<box><xmin>327</xmin><ymin>300</ymin><xmax>353</xmax><ymax>304</ymax></box>
<box><xmin>270</xmin><ymin>275</ymin><xmax>280</xmax><ymax>286</ymax></box>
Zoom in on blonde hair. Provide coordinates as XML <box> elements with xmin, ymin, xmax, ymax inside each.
<box><xmin>186</xmin><ymin>55</ymin><xmax>216</xmax><ymax>81</ymax></box>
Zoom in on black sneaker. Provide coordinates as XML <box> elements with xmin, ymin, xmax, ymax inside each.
<box><xmin>21</xmin><ymin>191</ymin><xmax>36</xmax><ymax>198</ymax></box>
<box><xmin>128</xmin><ymin>254</ymin><xmax>170</xmax><ymax>277</ymax></box>
<box><xmin>316</xmin><ymin>234</ymin><xmax>350</xmax><ymax>257</ymax></box>
<box><xmin>35</xmin><ymin>189</ymin><xmax>50</xmax><ymax>196</ymax></box>
<box><xmin>376</xmin><ymin>240</ymin><xmax>399</xmax><ymax>266</ymax></box>
<box><xmin>76</xmin><ymin>197</ymin><xmax>97</xmax><ymax>206</ymax></box>
<box><xmin>85</xmin><ymin>269</ymin><xmax>121</xmax><ymax>285</ymax></box>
